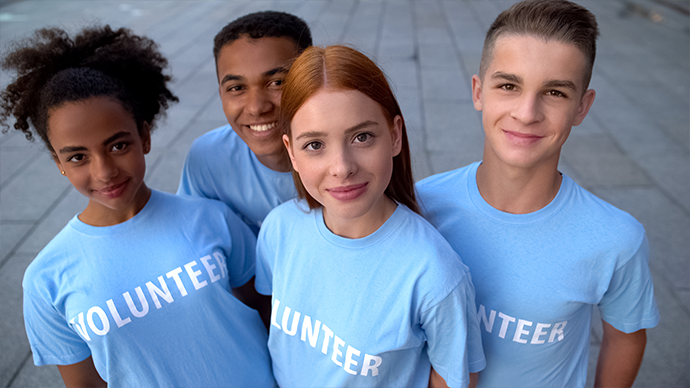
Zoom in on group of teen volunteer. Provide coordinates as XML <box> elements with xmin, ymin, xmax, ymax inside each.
<box><xmin>0</xmin><ymin>0</ymin><xmax>658</xmax><ymax>387</ymax></box>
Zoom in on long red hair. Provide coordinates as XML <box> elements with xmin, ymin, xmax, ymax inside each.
<box><xmin>280</xmin><ymin>45</ymin><xmax>419</xmax><ymax>214</ymax></box>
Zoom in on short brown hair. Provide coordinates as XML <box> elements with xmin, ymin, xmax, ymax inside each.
<box><xmin>479</xmin><ymin>0</ymin><xmax>599</xmax><ymax>89</ymax></box>
<box><xmin>280</xmin><ymin>45</ymin><xmax>419</xmax><ymax>214</ymax></box>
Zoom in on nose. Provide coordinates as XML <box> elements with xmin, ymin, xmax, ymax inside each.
<box><xmin>245</xmin><ymin>88</ymin><xmax>273</xmax><ymax>117</ymax></box>
<box><xmin>329</xmin><ymin>146</ymin><xmax>357</xmax><ymax>179</ymax></box>
<box><xmin>511</xmin><ymin>93</ymin><xmax>544</xmax><ymax>124</ymax></box>
<box><xmin>92</xmin><ymin>156</ymin><xmax>118</xmax><ymax>182</ymax></box>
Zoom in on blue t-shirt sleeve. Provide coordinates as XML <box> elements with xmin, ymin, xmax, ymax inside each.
<box><xmin>598</xmin><ymin>235</ymin><xmax>659</xmax><ymax>333</ymax></box>
<box><xmin>223</xmin><ymin>207</ymin><xmax>257</xmax><ymax>288</ymax></box>
<box><xmin>254</xmin><ymin>219</ymin><xmax>275</xmax><ymax>296</ymax></box>
<box><xmin>23</xmin><ymin>284</ymin><xmax>91</xmax><ymax>366</ymax></box>
<box><xmin>177</xmin><ymin>139</ymin><xmax>214</xmax><ymax>198</ymax></box>
<box><xmin>421</xmin><ymin>276</ymin><xmax>486</xmax><ymax>387</ymax></box>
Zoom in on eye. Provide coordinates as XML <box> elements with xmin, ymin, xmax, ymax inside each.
<box><xmin>226</xmin><ymin>85</ymin><xmax>244</xmax><ymax>93</ymax></box>
<box><xmin>354</xmin><ymin>132</ymin><xmax>373</xmax><ymax>143</ymax></box>
<box><xmin>268</xmin><ymin>79</ymin><xmax>283</xmax><ymax>88</ymax></box>
<box><xmin>499</xmin><ymin>84</ymin><xmax>516</xmax><ymax>91</ymax></box>
<box><xmin>546</xmin><ymin>90</ymin><xmax>566</xmax><ymax>98</ymax></box>
<box><xmin>66</xmin><ymin>154</ymin><xmax>85</xmax><ymax>163</ymax></box>
<box><xmin>304</xmin><ymin>141</ymin><xmax>323</xmax><ymax>151</ymax></box>
<box><xmin>111</xmin><ymin>142</ymin><xmax>128</xmax><ymax>152</ymax></box>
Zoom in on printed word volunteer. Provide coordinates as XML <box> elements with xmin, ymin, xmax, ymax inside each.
<box><xmin>69</xmin><ymin>253</ymin><xmax>229</xmax><ymax>340</ymax></box>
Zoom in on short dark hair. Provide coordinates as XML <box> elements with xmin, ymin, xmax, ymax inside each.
<box><xmin>0</xmin><ymin>25</ymin><xmax>178</xmax><ymax>153</ymax></box>
<box><xmin>213</xmin><ymin>11</ymin><xmax>312</xmax><ymax>63</ymax></box>
<box><xmin>480</xmin><ymin>0</ymin><xmax>599</xmax><ymax>89</ymax></box>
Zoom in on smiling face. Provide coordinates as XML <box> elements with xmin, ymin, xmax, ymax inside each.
<box><xmin>48</xmin><ymin>96</ymin><xmax>151</xmax><ymax>226</ymax></box>
<box><xmin>216</xmin><ymin>36</ymin><xmax>299</xmax><ymax>171</ymax></box>
<box><xmin>284</xmin><ymin>89</ymin><xmax>403</xmax><ymax>239</ymax></box>
<box><xmin>472</xmin><ymin>35</ymin><xmax>595</xmax><ymax>172</ymax></box>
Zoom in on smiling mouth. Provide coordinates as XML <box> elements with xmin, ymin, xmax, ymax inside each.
<box><xmin>249</xmin><ymin>122</ymin><xmax>277</xmax><ymax>132</ymax></box>
<box><xmin>327</xmin><ymin>183</ymin><xmax>368</xmax><ymax>201</ymax></box>
<box><xmin>94</xmin><ymin>180</ymin><xmax>128</xmax><ymax>199</ymax></box>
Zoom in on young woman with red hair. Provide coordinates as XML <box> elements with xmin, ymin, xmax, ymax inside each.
<box><xmin>254</xmin><ymin>45</ymin><xmax>485</xmax><ymax>387</ymax></box>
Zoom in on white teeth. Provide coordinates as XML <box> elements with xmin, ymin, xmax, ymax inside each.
<box><xmin>249</xmin><ymin>122</ymin><xmax>277</xmax><ymax>132</ymax></box>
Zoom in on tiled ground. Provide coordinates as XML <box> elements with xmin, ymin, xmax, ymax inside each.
<box><xmin>1</xmin><ymin>1</ymin><xmax>688</xmax><ymax>387</ymax></box>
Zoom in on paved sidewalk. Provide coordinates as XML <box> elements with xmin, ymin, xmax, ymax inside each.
<box><xmin>1</xmin><ymin>1</ymin><xmax>688</xmax><ymax>387</ymax></box>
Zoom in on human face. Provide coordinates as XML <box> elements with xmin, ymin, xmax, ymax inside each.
<box><xmin>48</xmin><ymin>97</ymin><xmax>151</xmax><ymax>226</ymax></box>
<box><xmin>472</xmin><ymin>35</ymin><xmax>595</xmax><ymax>172</ymax></box>
<box><xmin>284</xmin><ymin>89</ymin><xmax>403</xmax><ymax>239</ymax></box>
<box><xmin>217</xmin><ymin>36</ymin><xmax>299</xmax><ymax>171</ymax></box>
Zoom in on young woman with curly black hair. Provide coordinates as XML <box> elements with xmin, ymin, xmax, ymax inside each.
<box><xmin>1</xmin><ymin>25</ymin><xmax>276</xmax><ymax>387</ymax></box>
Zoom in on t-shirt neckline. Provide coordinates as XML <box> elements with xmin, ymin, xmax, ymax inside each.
<box><xmin>468</xmin><ymin>161</ymin><xmax>572</xmax><ymax>225</ymax></box>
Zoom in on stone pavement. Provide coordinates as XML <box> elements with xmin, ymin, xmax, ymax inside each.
<box><xmin>0</xmin><ymin>0</ymin><xmax>687</xmax><ymax>387</ymax></box>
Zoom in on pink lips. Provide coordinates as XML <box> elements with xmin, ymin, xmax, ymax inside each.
<box><xmin>94</xmin><ymin>180</ymin><xmax>128</xmax><ymax>199</ymax></box>
<box><xmin>327</xmin><ymin>183</ymin><xmax>368</xmax><ymax>201</ymax></box>
<box><xmin>503</xmin><ymin>130</ymin><xmax>543</xmax><ymax>146</ymax></box>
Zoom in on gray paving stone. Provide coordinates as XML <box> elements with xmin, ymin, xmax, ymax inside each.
<box><xmin>11</xmin><ymin>188</ymin><xmax>83</xmax><ymax>257</ymax></box>
<box><xmin>0</xmin><ymin>153</ymin><xmax>70</xmax><ymax>222</ymax></box>
<box><xmin>1</xmin><ymin>252</ymin><xmax>34</xmax><ymax>388</ymax></box>
<box><xmin>421</xmin><ymin>68</ymin><xmax>471</xmax><ymax>101</ymax></box>
<box><xmin>423</xmin><ymin>100</ymin><xmax>483</xmax><ymax>155</ymax></box>
<box><xmin>7</xmin><ymin>360</ymin><xmax>62</xmax><ymax>388</ymax></box>
<box><xmin>0</xmin><ymin>222</ymin><xmax>32</xmax><ymax>264</ymax></box>
<box><xmin>561</xmin><ymin>132</ymin><xmax>651</xmax><ymax>189</ymax></box>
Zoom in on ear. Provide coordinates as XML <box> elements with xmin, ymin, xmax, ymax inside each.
<box><xmin>53</xmin><ymin>154</ymin><xmax>66</xmax><ymax>176</ymax></box>
<box><xmin>390</xmin><ymin>115</ymin><xmax>403</xmax><ymax>157</ymax></box>
<box><xmin>572</xmin><ymin>89</ymin><xmax>596</xmax><ymax>126</ymax></box>
<box><xmin>282</xmin><ymin>134</ymin><xmax>298</xmax><ymax>173</ymax></box>
<box><xmin>140</xmin><ymin>122</ymin><xmax>152</xmax><ymax>154</ymax></box>
<box><xmin>471</xmin><ymin>75</ymin><xmax>484</xmax><ymax>112</ymax></box>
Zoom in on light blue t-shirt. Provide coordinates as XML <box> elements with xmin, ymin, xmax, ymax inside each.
<box><xmin>177</xmin><ymin>124</ymin><xmax>296</xmax><ymax>235</ymax></box>
<box><xmin>255</xmin><ymin>200</ymin><xmax>485</xmax><ymax>387</ymax></box>
<box><xmin>23</xmin><ymin>190</ymin><xmax>276</xmax><ymax>387</ymax></box>
<box><xmin>416</xmin><ymin>162</ymin><xmax>659</xmax><ymax>388</ymax></box>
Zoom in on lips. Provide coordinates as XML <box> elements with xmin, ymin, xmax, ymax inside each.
<box><xmin>503</xmin><ymin>130</ymin><xmax>544</xmax><ymax>146</ymax></box>
<box><xmin>326</xmin><ymin>183</ymin><xmax>368</xmax><ymax>201</ymax></box>
<box><xmin>249</xmin><ymin>122</ymin><xmax>277</xmax><ymax>132</ymax></box>
<box><xmin>93</xmin><ymin>179</ymin><xmax>129</xmax><ymax>199</ymax></box>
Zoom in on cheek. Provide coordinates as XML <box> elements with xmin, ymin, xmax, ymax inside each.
<box><xmin>221</xmin><ymin>98</ymin><xmax>241</xmax><ymax>120</ymax></box>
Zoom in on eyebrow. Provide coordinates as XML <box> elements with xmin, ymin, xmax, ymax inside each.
<box><xmin>58</xmin><ymin>131</ymin><xmax>132</xmax><ymax>154</ymax></box>
<box><xmin>220</xmin><ymin>66</ymin><xmax>288</xmax><ymax>85</ymax></box>
<box><xmin>295</xmin><ymin>120</ymin><xmax>378</xmax><ymax>141</ymax></box>
<box><xmin>491</xmin><ymin>71</ymin><xmax>522</xmax><ymax>84</ymax></box>
<box><xmin>491</xmin><ymin>71</ymin><xmax>577</xmax><ymax>91</ymax></box>
<box><xmin>543</xmin><ymin>79</ymin><xmax>578</xmax><ymax>92</ymax></box>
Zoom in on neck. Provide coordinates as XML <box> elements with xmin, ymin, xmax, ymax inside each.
<box><xmin>476</xmin><ymin>159</ymin><xmax>562</xmax><ymax>214</ymax></box>
<box><xmin>256</xmin><ymin>148</ymin><xmax>291</xmax><ymax>173</ymax></box>
<box><xmin>323</xmin><ymin>195</ymin><xmax>397</xmax><ymax>239</ymax></box>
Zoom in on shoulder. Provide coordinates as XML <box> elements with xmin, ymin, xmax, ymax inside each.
<box><xmin>23</xmin><ymin>222</ymin><xmax>79</xmax><ymax>293</ymax></box>
<box><xmin>566</xmin><ymin>178</ymin><xmax>644</xmax><ymax>238</ymax></box>
<box><xmin>160</xmin><ymin>191</ymin><xmax>235</xmax><ymax>222</ymax></box>
<box><xmin>391</xmin><ymin>207</ymin><xmax>471</xmax><ymax>278</ymax></box>
<box><xmin>187</xmin><ymin>125</ymin><xmax>249</xmax><ymax>160</ymax></box>
<box><xmin>262</xmin><ymin>199</ymin><xmax>311</xmax><ymax>229</ymax></box>
<box><xmin>562</xmin><ymin>177</ymin><xmax>646</xmax><ymax>262</ymax></box>
<box><xmin>416</xmin><ymin>163</ymin><xmax>476</xmax><ymax>194</ymax></box>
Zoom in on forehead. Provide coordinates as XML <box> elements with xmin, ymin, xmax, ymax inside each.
<box><xmin>47</xmin><ymin>97</ymin><xmax>138</xmax><ymax>145</ymax></box>
<box><xmin>487</xmin><ymin>35</ymin><xmax>587</xmax><ymax>87</ymax></box>
<box><xmin>216</xmin><ymin>36</ymin><xmax>299</xmax><ymax>81</ymax></box>
<box><xmin>292</xmin><ymin>89</ymin><xmax>386</xmax><ymax>133</ymax></box>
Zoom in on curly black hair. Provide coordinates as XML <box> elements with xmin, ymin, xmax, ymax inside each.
<box><xmin>0</xmin><ymin>25</ymin><xmax>178</xmax><ymax>153</ymax></box>
<box><xmin>213</xmin><ymin>11</ymin><xmax>312</xmax><ymax>63</ymax></box>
